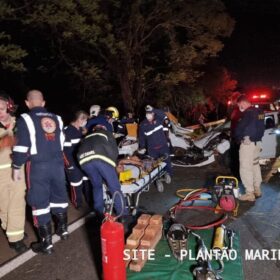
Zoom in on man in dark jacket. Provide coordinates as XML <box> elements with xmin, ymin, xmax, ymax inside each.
<box><xmin>235</xmin><ymin>95</ymin><xmax>265</xmax><ymax>202</ymax></box>
<box><xmin>12</xmin><ymin>90</ymin><xmax>69</xmax><ymax>254</ymax></box>
<box><xmin>138</xmin><ymin>105</ymin><xmax>172</xmax><ymax>177</ymax></box>
<box><xmin>77</xmin><ymin>124</ymin><xmax>127</xmax><ymax>219</ymax></box>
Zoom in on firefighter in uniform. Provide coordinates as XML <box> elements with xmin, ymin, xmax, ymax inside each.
<box><xmin>0</xmin><ymin>93</ymin><xmax>27</xmax><ymax>253</ymax></box>
<box><xmin>77</xmin><ymin>123</ymin><xmax>128</xmax><ymax>220</ymax></box>
<box><xmin>235</xmin><ymin>95</ymin><xmax>265</xmax><ymax>202</ymax></box>
<box><xmin>12</xmin><ymin>90</ymin><xmax>69</xmax><ymax>254</ymax></box>
<box><xmin>138</xmin><ymin>105</ymin><xmax>172</xmax><ymax>177</ymax></box>
<box><xmin>64</xmin><ymin>110</ymin><xmax>92</xmax><ymax>209</ymax></box>
<box><xmin>86</xmin><ymin>104</ymin><xmax>112</xmax><ymax>133</ymax></box>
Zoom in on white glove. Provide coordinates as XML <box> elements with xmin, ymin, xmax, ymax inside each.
<box><xmin>243</xmin><ymin>136</ymin><xmax>251</xmax><ymax>145</ymax></box>
<box><xmin>12</xmin><ymin>168</ymin><xmax>22</xmax><ymax>181</ymax></box>
<box><xmin>138</xmin><ymin>148</ymin><xmax>146</xmax><ymax>155</ymax></box>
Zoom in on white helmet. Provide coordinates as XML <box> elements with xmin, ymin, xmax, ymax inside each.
<box><xmin>89</xmin><ymin>105</ymin><xmax>101</xmax><ymax>117</ymax></box>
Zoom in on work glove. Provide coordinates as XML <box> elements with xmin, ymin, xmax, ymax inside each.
<box><xmin>137</xmin><ymin>148</ymin><xmax>146</xmax><ymax>155</ymax></box>
<box><xmin>12</xmin><ymin>168</ymin><xmax>22</xmax><ymax>181</ymax></box>
<box><xmin>243</xmin><ymin>136</ymin><xmax>251</xmax><ymax>145</ymax></box>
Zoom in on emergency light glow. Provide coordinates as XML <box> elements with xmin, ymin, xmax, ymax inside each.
<box><xmin>252</xmin><ymin>94</ymin><xmax>267</xmax><ymax>99</ymax></box>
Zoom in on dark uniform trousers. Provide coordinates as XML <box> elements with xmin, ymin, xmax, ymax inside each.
<box><xmin>27</xmin><ymin>159</ymin><xmax>68</xmax><ymax>226</ymax></box>
<box><xmin>82</xmin><ymin>160</ymin><xmax>128</xmax><ymax>216</ymax></box>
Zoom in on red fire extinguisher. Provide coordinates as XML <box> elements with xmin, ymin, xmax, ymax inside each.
<box><xmin>101</xmin><ymin>213</ymin><xmax>126</xmax><ymax>280</ymax></box>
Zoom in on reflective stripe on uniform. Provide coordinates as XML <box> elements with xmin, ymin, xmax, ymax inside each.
<box><xmin>57</xmin><ymin>115</ymin><xmax>65</xmax><ymax>151</ymax></box>
<box><xmin>21</xmin><ymin>113</ymin><xmax>37</xmax><ymax>155</ymax></box>
<box><xmin>79</xmin><ymin>154</ymin><xmax>116</xmax><ymax>167</ymax></box>
<box><xmin>70</xmin><ymin>179</ymin><xmax>83</xmax><ymax>186</ymax></box>
<box><xmin>85</xmin><ymin>133</ymin><xmax>108</xmax><ymax>140</ymax></box>
<box><xmin>71</xmin><ymin>138</ymin><xmax>80</xmax><ymax>144</ymax></box>
<box><xmin>32</xmin><ymin>206</ymin><xmax>50</xmax><ymax>216</ymax></box>
<box><xmin>144</xmin><ymin>125</ymin><xmax>163</xmax><ymax>136</ymax></box>
<box><xmin>64</xmin><ymin>142</ymin><xmax>72</xmax><ymax>147</ymax></box>
<box><xmin>13</xmin><ymin>145</ymin><xmax>29</xmax><ymax>153</ymax></box>
<box><xmin>0</xmin><ymin>163</ymin><xmax>11</xmax><ymax>170</ymax></box>
<box><xmin>50</xmin><ymin>202</ymin><xmax>68</xmax><ymax>208</ymax></box>
<box><xmin>6</xmin><ymin>230</ymin><xmax>24</xmax><ymax>236</ymax></box>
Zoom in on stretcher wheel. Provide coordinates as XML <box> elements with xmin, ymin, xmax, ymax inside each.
<box><xmin>156</xmin><ymin>180</ymin><xmax>164</xmax><ymax>192</ymax></box>
<box><xmin>164</xmin><ymin>173</ymin><xmax>172</xmax><ymax>184</ymax></box>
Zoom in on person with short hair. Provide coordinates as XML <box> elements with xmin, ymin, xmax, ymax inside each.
<box><xmin>0</xmin><ymin>93</ymin><xmax>27</xmax><ymax>253</ymax></box>
<box><xmin>235</xmin><ymin>95</ymin><xmax>265</xmax><ymax>202</ymax></box>
<box><xmin>12</xmin><ymin>90</ymin><xmax>69</xmax><ymax>254</ymax></box>
<box><xmin>64</xmin><ymin>110</ymin><xmax>92</xmax><ymax>209</ymax></box>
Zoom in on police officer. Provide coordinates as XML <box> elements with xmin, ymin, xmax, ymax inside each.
<box><xmin>12</xmin><ymin>90</ymin><xmax>69</xmax><ymax>254</ymax></box>
<box><xmin>77</xmin><ymin>123</ymin><xmax>128</xmax><ymax>221</ymax></box>
<box><xmin>64</xmin><ymin>110</ymin><xmax>91</xmax><ymax>209</ymax></box>
<box><xmin>235</xmin><ymin>95</ymin><xmax>265</xmax><ymax>202</ymax></box>
<box><xmin>0</xmin><ymin>93</ymin><xmax>27</xmax><ymax>253</ymax></box>
<box><xmin>138</xmin><ymin>105</ymin><xmax>172</xmax><ymax>177</ymax></box>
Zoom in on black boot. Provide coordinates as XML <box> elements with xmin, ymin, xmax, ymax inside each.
<box><xmin>55</xmin><ymin>212</ymin><xmax>69</xmax><ymax>240</ymax></box>
<box><xmin>9</xmin><ymin>239</ymin><xmax>28</xmax><ymax>254</ymax></box>
<box><xmin>31</xmin><ymin>222</ymin><xmax>53</xmax><ymax>255</ymax></box>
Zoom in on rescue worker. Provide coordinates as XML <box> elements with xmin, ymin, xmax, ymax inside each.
<box><xmin>12</xmin><ymin>90</ymin><xmax>69</xmax><ymax>254</ymax></box>
<box><xmin>0</xmin><ymin>93</ymin><xmax>27</xmax><ymax>253</ymax></box>
<box><xmin>64</xmin><ymin>110</ymin><xmax>91</xmax><ymax>209</ymax></box>
<box><xmin>138</xmin><ymin>105</ymin><xmax>172</xmax><ymax>177</ymax></box>
<box><xmin>234</xmin><ymin>95</ymin><xmax>265</xmax><ymax>202</ymax></box>
<box><xmin>77</xmin><ymin>123</ymin><xmax>128</xmax><ymax>221</ymax></box>
<box><xmin>86</xmin><ymin>104</ymin><xmax>112</xmax><ymax>133</ymax></box>
<box><xmin>105</xmin><ymin>106</ymin><xmax>124</xmax><ymax>134</ymax></box>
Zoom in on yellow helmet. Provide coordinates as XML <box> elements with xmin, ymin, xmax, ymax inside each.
<box><xmin>106</xmin><ymin>106</ymin><xmax>119</xmax><ymax>119</ymax></box>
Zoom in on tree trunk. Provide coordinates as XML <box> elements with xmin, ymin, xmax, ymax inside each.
<box><xmin>119</xmin><ymin>71</ymin><xmax>134</xmax><ymax>113</ymax></box>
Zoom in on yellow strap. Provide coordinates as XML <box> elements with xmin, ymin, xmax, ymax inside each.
<box><xmin>6</xmin><ymin>230</ymin><xmax>24</xmax><ymax>236</ymax></box>
<box><xmin>80</xmin><ymin>155</ymin><xmax>116</xmax><ymax>167</ymax></box>
<box><xmin>0</xmin><ymin>163</ymin><xmax>11</xmax><ymax>170</ymax></box>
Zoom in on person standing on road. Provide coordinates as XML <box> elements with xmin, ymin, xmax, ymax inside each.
<box><xmin>64</xmin><ymin>110</ymin><xmax>92</xmax><ymax>209</ymax></box>
<box><xmin>138</xmin><ymin>105</ymin><xmax>172</xmax><ymax>178</ymax></box>
<box><xmin>235</xmin><ymin>95</ymin><xmax>265</xmax><ymax>202</ymax></box>
<box><xmin>0</xmin><ymin>93</ymin><xmax>27</xmax><ymax>253</ymax></box>
<box><xmin>12</xmin><ymin>90</ymin><xmax>69</xmax><ymax>254</ymax></box>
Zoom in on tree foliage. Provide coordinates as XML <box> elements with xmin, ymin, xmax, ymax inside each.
<box><xmin>1</xmin><ymin>0</ymin><xmax>234</xmax><ymax>112</ymax></box>
<box><xmin>0</xmin><ymin>3</ymin><xmax>27</xmax><ymax>72</ymax></box>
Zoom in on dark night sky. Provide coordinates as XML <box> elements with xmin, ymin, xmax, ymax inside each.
<box><xmin>220</xmin><ymin>0</ymin><xmax>280</xmax><ymax>90</ymax></box>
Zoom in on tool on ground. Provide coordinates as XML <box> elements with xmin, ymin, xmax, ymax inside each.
<box><xmin>169</xmin><ymin>188</ymin><xmax>228</xmax><ymax>230</ymax></box>
<box><xmin>167</xmin><ymin>223</ymin><xmax>189</xmax><ymax>261</ymax></box>
<box><xmin>213</xmin><ymin>176</ymin><xmax>239</xmax><ymax>214</ymax></box>
<box><xmin>192</xmin><ymin>231</ymin><xmax>223</xmax><ymax>280</ymax></box>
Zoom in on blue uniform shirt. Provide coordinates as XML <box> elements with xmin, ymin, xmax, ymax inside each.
<box><xmin>234</xmin><ymin>106</ymin><xmax>265</xmax><ymax>142</ymax></box>
<box><xmin>12</xmin><ymin>107</ymin><xmax>64</xmax><ymax>168</ymax></box>
<box><xmin>139</xmin><ymin>109</ymin><xmax>168</xmax><ymax>152</ymax></box>
<box><xmin>63</xmin><ymin>124</ymin><xmax>83</xmax><ymax>167</ymax></box>
<box><xmin>86</xmin><ymin>115</ymin><xmax>112</xmax><ymax>133</ymax></box>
